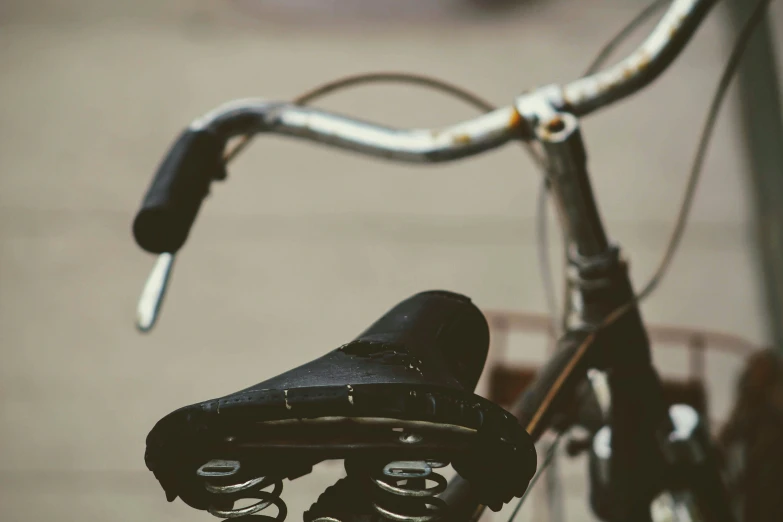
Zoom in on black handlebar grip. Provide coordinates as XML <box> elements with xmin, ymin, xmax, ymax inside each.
<box><xmin>132</xmin><ymin>128</ymin><xmax>226</xmax><ymax>254</ymax></box>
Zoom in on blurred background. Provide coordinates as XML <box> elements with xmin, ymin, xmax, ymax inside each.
<box><xmin>2</xmin><ymin>0</ymin><xmax>783</xmax><ymax>521</ymax></box>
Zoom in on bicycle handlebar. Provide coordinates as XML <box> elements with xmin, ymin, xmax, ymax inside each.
<box><xmin>131</xmin><ymin>0</ymin><xmax>714</xmax><ymax>255</ymax></box>
<box><xmin>199</xmin><ymin>0</ymin><xmax>712</xmax><ymax>159</ymax></box>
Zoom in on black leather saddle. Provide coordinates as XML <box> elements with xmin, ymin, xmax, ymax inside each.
<box><xmin>145</xmin><ymin>290</ymin><xmax>537</xmax><ymax>514</ymax></box>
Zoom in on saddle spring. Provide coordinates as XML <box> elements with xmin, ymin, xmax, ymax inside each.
<box><xmin>197</xmin><ymin>459</ymin><xmax>287</xmax><ymax>521</ymax></box>
<box><xmin>369</xmin><ymin>459</ymin><xmax>449</xmax><ymax>522</ymax></box>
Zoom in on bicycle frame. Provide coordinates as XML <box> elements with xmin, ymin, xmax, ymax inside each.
<box><xmin>137</xmin><ymin>1</ymin><xmax>738</xmax><ymax>520</ymax></box>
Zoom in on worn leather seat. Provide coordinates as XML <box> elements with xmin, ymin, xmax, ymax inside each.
<box><xmin>145</xmin><ymin>291</ymin><xmax>536</xmax><ymax>512</ymax></box>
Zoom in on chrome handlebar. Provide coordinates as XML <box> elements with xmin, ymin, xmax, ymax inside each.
<box><xmin>195</xmin><ymin>101</ymin><xmax>525</xmax><ymax>164</ymax></box>
<box><xmin>193</xmin><ymin>0</ymin><xmax>715</xmax><ymax>164</ymax></box>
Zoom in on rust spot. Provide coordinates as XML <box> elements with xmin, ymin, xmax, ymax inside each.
<box><xmin>667</xmin><ymin>13</ymin><xmax>686</xmax><ymax>39</ymax></box>
<box><xmin>452</xmin><ymin>133</ymin><xmax>472</xmax><ymax>146</ymax></box>
<box><xmin>546</xmin><ymin>116</ymin><xmax>565</xmax><ymax>133</ymax></box>
<box><xmin>538</xmin><ymin>116</ymin><xmax>565</xmax><ymax>141</ymax></box>
<box><xmin>623</xmin><ymin>66</ymin><xmax>634</xmax><ymax>80</ymax></box>
<box><xmin>638</xmin><ymin>50</ymin><xmax>652</xmax><ymax>71</ymax></box>
<box><xmin>508</xmin><ymin>108</ymin><xmax>522</xmax><ymax>130</ymax></box>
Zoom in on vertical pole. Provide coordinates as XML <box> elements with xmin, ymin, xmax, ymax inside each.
<box><xmin>724</xmin><ymin>0</ymin><xmax>783</xmax><ymax>356</ymax></box>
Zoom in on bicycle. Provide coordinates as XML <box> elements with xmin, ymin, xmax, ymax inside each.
<box><xmin>130</xmin><ymin>0</ymin><xmax>776</xmax><ymax>521</ymax></box>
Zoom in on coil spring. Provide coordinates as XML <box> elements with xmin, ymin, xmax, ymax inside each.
<box><xmin>197</xmin><ymin>460</ymin><xmax>287</xmax><ymax>521</ymax></box>
<box><xmin>370</xmin><ymin>460</ymin><xmax>448</xmax><ymax>522</ymax></box>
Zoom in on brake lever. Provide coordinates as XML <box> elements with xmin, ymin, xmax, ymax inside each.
<box><xmin>136</xmin><ymin>253</ymin><xmax>176</xmax><ymax>333</ymax></box>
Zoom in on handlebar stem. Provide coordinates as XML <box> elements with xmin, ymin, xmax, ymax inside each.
<box><xmin>535</xmin><ymin>112</ymin><xmax>610</xmax><ymax>258</ymax></box>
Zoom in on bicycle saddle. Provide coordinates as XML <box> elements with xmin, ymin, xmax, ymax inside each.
<box><xmin>145</xmin><ymin>290</ymin><xmax>536</xmax><ymax>517</ymax></box>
